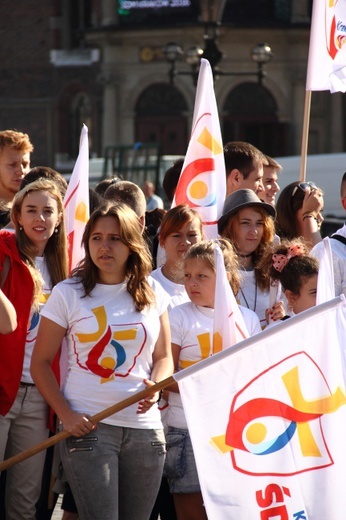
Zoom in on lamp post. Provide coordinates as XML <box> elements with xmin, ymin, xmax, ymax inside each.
<box><xmin>163</xmin><ymin>33</ymin><xmax>273</xmax><ymax>86</ymax></box>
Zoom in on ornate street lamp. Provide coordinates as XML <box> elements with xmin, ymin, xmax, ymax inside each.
<box><xmin>163</xmin><ymin>34</ymin><xmax>273</xmax><ymax>86</ymax></box>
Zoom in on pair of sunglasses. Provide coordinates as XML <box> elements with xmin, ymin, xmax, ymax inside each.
<box><xmin>291</xmin><ymin>181</ymin><xmax>318</xmax><ymax>197</ymax></box>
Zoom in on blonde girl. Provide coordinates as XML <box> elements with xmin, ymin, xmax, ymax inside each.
<box><xmin>0</xmin><ymin>178</ymin><xmax>67</xmax><ymax>520</ymax></box>
<box><xmin>165</xmin><ymin>239</ymin><xmax>261</xmax><ymax>520</ymax></box>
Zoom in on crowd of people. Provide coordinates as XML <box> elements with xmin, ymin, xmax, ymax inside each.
<box><xmin>0</xmin><ymin>129</ymin><xmax>345</xmax><ymax>520</ymax></box>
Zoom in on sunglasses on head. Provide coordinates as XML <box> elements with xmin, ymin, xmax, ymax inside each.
<box><xmin>291</xmin><ymin>181</ymin><xmax>318</xmax><ymax>197</ymax></box>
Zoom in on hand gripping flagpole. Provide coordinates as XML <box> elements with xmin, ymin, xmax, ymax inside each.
<box><xmin>0</xmin><ymin>378</ymin><xmax>175</xmax><ymax>472</ymax></box>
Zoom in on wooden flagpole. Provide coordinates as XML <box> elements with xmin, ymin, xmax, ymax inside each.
<box><xmin>299</xmin><ymin>89</ymin><xmax>312</xmax><ymax>182</ymax></box>
<box><xmin>0</xmin><ymin>377</ymin><xmax>175</xmax><ymax>472</ymax></box>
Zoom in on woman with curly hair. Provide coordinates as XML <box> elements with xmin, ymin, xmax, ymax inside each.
<box><xmin>218</xmin><ymin>189</ymin><xmax>284</xmax><ymax>328</ymax></box>
<box><xmin>31</xmin><ymin>201</ymin><xmax>173</xmax><ymax>520</ymax></box>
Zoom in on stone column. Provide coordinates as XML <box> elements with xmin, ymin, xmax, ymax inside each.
<box><xmin>101</xmin><ymin>0</ymin><xmax>118</xmax><ymax>26</ymax></box>
<box><xmin>100</xmin><ymin>72</ymin><xmax>119</xmax><ymax>149</ymax></box>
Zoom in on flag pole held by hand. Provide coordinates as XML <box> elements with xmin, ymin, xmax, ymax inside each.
<box><xmin>0</xmin><ymin>377</ymin><xmax>175</xmax><ymax>472</ymax></box>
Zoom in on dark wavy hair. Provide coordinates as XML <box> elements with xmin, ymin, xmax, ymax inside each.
<box><xmin>258</xmin><ymin>238</ymin><xmax>319</xmax><ymax>295</ymax></box>
<box><xmin>275</xmin><ymin>181</ymin><xmax>306</xmax><ymax>239</ymax></box>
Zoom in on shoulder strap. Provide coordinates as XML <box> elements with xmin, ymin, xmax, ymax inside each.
<box><xmin>331</xmin><ymin>234</ymin><xmax>346</xmax><ymax>246</ymax></box>
<box><xmin>0</xmin><ymin>256</ymin><xmax>10</xmax><ymax>289</ymax></box>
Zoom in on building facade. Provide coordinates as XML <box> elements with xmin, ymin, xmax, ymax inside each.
<box><xmin>0</xmin><ymin>0</ymin><xmax>345</xmax><ymax>174</ymax></box>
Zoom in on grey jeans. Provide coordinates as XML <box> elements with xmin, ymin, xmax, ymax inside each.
<box><xmin>60</xmin><ymin>422</ymin><xmax>166</xmax><ymax>520</ymax></box>
<box><xmin>0</xmin><ymin>385</ymin><xmax>49</xmax><ymax>520</ymax></box>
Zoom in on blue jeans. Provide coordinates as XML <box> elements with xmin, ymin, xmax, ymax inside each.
<box><xmin>164</xmin><ymin>427</ymin><xmax>200</xmax><ymax>494</ymax></box>
<box><xmin>60</xmin><ymin>423</ymin><xmax>166</xmax><ymax>520</ymax></box>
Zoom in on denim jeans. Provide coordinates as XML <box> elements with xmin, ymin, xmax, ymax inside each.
<box><xmin>60</xmin><ymin>422</ymin><xmax>166</xmax><ymax>520</ymax></box>
<box><xmin>0</xmin><ymin>385</ymin><xmax>49</xmax><ymax>520</ymax></box>
<box><xmin>164</xmin><ymin>427</ymin><xmax>201</xmax><ymax>494</ymax></box>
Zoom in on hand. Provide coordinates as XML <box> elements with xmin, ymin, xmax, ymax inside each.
<box><xmin>60</xmin><ymin>410</ymin><xmax>96</xmax><ymax>437</ymax></box>
<box><xmin>301</xmin><ymin>186</ymin><xmax>324</xmax><ymax>217</ymax></box>
<box><xmin>266</xmin><ymin>300</ymin><xmax>285</xmax><ymax>323</ymax></box>
<box><xmin>137</xmin><ymin>379</ymin><xmax>160</xmax><ymax>414</ymax></box>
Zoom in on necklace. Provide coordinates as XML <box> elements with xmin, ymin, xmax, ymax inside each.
<box><xmin>239</xmin><ymin>280</ymin><xmax>258</xmax><ymax>312</ymax></box>
<box><xmin>237</xmin><ymin>252</ymin><xmax>253</xmax><ymax>258</ymax></box>
<box><xmin>161</xmin><ymin>264</ymin><xmax>183</xmax><ymax>284</ymax></box>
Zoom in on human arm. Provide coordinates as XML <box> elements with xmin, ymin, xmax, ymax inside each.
<box><xmin>299</xmin><ymin>188</ymin><xmax>324</xmax><ymax>247</ymax></box>
<box><xmin>137</xmin><ymin>310</ymin><xmax>174</xmax><ymax>413</ymax></box>
<box><xmin>0</xmin><ymin>288</ymin><xmax>17</xmax><ymax>334</ymax></box>
<box><xmin>30</xmin><ymin>316</ymin><xmax>95</xmax><ymax>436</ymax></box>
<box><xmin>162</xmin><ymin>342</ymin><xmax>182</xmax><ymax>394</ymax></box>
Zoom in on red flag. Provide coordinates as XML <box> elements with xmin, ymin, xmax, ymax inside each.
<box><xmin>173</xmin><ymin>59</ymin><xmax>226</xmax><ymax>239</ymax></box>
<box><xmin>63</xmin><ymin>125</ymin><xmax>90</xmax><ymax>272</ymax></box>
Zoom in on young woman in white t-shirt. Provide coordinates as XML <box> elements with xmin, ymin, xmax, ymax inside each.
<box><xmin>31</xmin><ymin>201</ymin><xmax>174</xmax><ymax>520</ymax></box>
<box><xmin>150</xmin><ymin>204</ymin><xmax>204</xmax><ymax>520</ymax></box>
<box><xmin>151</xmin><ymin>204</ymin><xmax>204</xmax><ymax>310</ymax></box>
<box><xmin>0</xmin><ymin>179</ymin><xmax>68</xmax><ymax>519</ymax></box>
<box><xmin>218</xmin><ymin>189</ymin><xmax>285</xmax><ymax>328</ymax></box>
<box><xmin>165</xmin><ymin>239</ymin><xmax>262</xmax><ymax>520</ymax></box>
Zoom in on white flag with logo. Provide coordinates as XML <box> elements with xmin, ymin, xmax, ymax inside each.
<box><xmin>172</xmin><ymin>59</ymin><xmax>226</xmax><ymax>239</ymax></box>
<box><xmin>175</xmin><ymin>296</ymin><xmax>346</xmax><ymax>519</ymax></box>
<box><xmin>63</xmin><ymin>124</ymin><xmax>90</xmax><ymax>271</ymax></box>
<box><xmin>306</xmin><ymin>0</ymin><xmax>346</xmax><ymax>93</ymax></box>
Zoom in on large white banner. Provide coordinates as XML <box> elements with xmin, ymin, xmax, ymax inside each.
<box><xmin>175</xmin><ymin>296</ymin><xmax>346</xmax><ymax>519</ymax></box>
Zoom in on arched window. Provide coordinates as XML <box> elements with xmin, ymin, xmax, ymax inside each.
<box><xmin>135</xmin><ymin>83</ymin><xmax>188</xmax><ymax>155</ymax></box>
<box><xmin>223</xmin><ymin>82</ymin><xmax>288</xmax><ymax>156</ymax></box>
<box><xmin>57</xmin><ymin>86</ymin><xmax>95</xmax><ymax>166</ymax></box>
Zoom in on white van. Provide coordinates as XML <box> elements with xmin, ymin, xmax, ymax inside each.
<box><xmin>275</xmin><ymin>153</ymin><xmax>346</xmax><ymax>220</ymax></box>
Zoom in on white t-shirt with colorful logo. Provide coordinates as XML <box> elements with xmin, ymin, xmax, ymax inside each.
<box><xmin>167</xmin><ymin>302</ymin><xmax>262</xmax><ymax>429</ymax></box>
<box><xmin>41</xmin><ymin>277</ymin><xmax>168</xmax><ymax>429</ymax></box>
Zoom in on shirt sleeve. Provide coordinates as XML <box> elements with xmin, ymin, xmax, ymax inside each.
<box><xmin>239</xmin><ymin>306</ymin><xmax>262</xmax><ymax>336</ymax></box>
<box><xmin>149</xmin><ymin>276</ymin><xmax>170</xmax><ymax>315</ymax></box>
<box><xmin>168</xmin><ymin>305</ymin><xmax>185</xmax><ymax>346</ymax></box>
<box><xmin>40</xmin><ymin>282</ymin><xmax>71</xmax><ymax>329</ymax></box>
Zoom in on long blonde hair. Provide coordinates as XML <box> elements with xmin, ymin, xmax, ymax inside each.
<box><xmin>11</xmin><ymin>179</ymin><xmax>68</xmax><ymax>306</ymax></box>
<box><xmin>184</xmin><ymin>239</ymin><xmax>240</xmax><ymax>295</ymax></box>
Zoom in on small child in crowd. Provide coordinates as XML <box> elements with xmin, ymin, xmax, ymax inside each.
<box><xmin>259</xmin><ymin>238</ymin><xmax>319</xmax><ymax>317</ymax></box>
<box><xmin>164</xmin><ymin>239</ymin><xmax>261</xmax><ymax>520</ymax></box>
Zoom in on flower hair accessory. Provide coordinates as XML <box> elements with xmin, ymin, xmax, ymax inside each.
<box><xmin>272</xmin><ymin>244</ymin><xmax>303</xmax><ymax>272</ymax></box>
